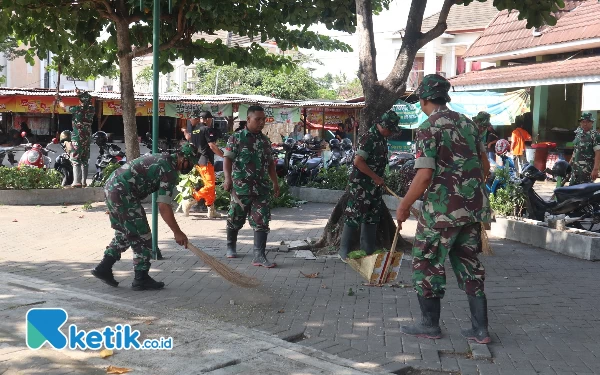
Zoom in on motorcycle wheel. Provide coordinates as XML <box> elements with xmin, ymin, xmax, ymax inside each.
<box><xmin>60</xmin><ymin>167</ymin><xmax>73</xmax><ymax>186</ymax></box>
<box><xmin>91</xmin><ymin>172</ymin><xmax>102</xmax><ymax>185</ymax></box>
<box><xmin>286</xmin><ymin>173</ymin><xmax>299</xmax><ymax>187</ymax></box>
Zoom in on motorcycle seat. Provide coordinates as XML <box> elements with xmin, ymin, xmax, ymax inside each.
<box><xmin>554</xmin><ymin>183</ymin><xmax>600</xmax><ymax>202</ymax></box>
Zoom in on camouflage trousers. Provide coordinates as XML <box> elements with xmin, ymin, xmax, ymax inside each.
<box><xmin>570</xmin><ymin>162</ymin><xmax>593</xmax><ymax>186</ymax></box>
<box><xmin>103</xmin><ymin>189</ymin><xmax>153</xmax><ymax>271</ymax></box>
<box><xmin>412</xmin><ymin>222</ymin><xmax>485</xmax><ymax>299</ymax></box>
<box><xmin>344</xmin><ymin>182</ymin><xmax>383</xmax><ymax>228</ymax></box>
<box><xmin>227</xmin><ymin>193</ymin><xmax>270</xmax><ymax>232</ymax></box>
<box><xmin>70</xmin><ymin>123</ymin><xmax>91</xmax><ymax>166</ymax></box>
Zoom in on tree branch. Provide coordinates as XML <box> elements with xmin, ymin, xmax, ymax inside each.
<box><xmin>91</xmin><ymin>0</ymin><xmax>118</xmax><ymax>22</ymax></box>
<box><xmin>128</xmin><ymin>1</ymin><xmax>189</xmax><ymax>59</ymax></box>
<box><xmin>417</xmin><ymin>0</ymin><xmax>453</xmax><ymax>50</ymax></box>
<box><xmin>356</xmin><ymin>0</ymin><xmax>377</xmax><ymax>86</ymax></box>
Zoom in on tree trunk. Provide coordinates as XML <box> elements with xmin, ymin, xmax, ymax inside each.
<box><xmin>313</xmin><ymin>191</ymin><xmax>411</xmax><ymax>254</ymax></box>
<box><xmin>116</xmin><ymin>22</ymin><xmax>141</xmax><ymax>160</ymax></box>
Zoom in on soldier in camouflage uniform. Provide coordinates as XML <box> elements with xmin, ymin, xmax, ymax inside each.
<box><xmin>59</xmin><ymin>90</ymin><xmax>95</xmax><ymax>187</ymax></box>
<box><xmin>223</xmin><ymin>105</ymin><xmax>280</xmax><ymax>267</ymax></box>
<box><xmin>569</xmin><ymin>113</ymin><xmax>600</xmax><ymax>185</ymax></box>
<box><xmin>91</xmin><ymin>143</ymin><xmax>199</xmax><ymax>290</ymax></box>
<box><xmin>338</xmin><ymin>111</ymin><xmax>401</xmax><ymax>261</ymax></box>
<box><xmin>396</xmin><ymin>74</ymin><xmax>492</xmax><ymax>344</ymax></box>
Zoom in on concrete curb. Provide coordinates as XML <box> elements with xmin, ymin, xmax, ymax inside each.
<box><xmin>0</xmin><ymin>187</ymin><xmax>106</xmax><ymax>205</ymax></box>
<box><xmin>491</xmin><ymin>217</ymin><xmax>600</xmax><ymax>261</ymax></box>
<box><xmin>290</xmin><ymin>186</ymin><xmax>423</xmax><ymax>211</ymax></box>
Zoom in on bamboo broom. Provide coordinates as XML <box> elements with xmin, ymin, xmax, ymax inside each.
<box><xmin>187</xmin><ymin>243</ymin><xmax>261</xmax><ymax>288</ymax></box>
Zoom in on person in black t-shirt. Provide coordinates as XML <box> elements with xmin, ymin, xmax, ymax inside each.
<box><xmin>182</xmin><ymin>110</ymin><xmax>224</xmax><ymax>218</ymax></box>
<box><xmin>335</xmin><ymin>123</ymin><xmax>347</xmax><ymax>141</ymax></box>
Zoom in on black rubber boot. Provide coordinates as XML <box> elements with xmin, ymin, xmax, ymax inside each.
<box><xmin>131</xmin><ymin>270</ymin><xmax>165</xmax><ymax>291</ymax></box>
<box><xmin>155</xmin><ymin>248</ymin><xmax>165</xmax><ymax>260</ymax></box>
<box><xmin>360</xmin><ymin>223</ymin><xmax>378</xmax><ymax>255</ymax></box>
<box><xmin>252</xmin><ymin>231</ymin><xmax>275</xmax><ymax>268</ymax></box>
<box><xmin>400</xmin><ymin>295</ymin><xmax>442</xmax><ymax>339</ymax></box>
<box><xmin>461</xmin><ymin>295</ymin><xmax>491</xmax><ymax>344</ymax></box>
<box><xmin>91</xmin><ymin>256</ymin><xmax>119</xmax><ymax>287</ymax></box>
<box><xmin>226</xmin><ymin>227</ymin><xmax>238</xmax><ymax>258</ymax></box>
<box><xmin>339</xmin><ymin>224</ymin><xmax>356</xmax><ymax>263</ymax></box>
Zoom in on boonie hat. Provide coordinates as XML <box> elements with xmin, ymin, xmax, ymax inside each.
<box><xmin>414</xmin><ymin>74</ymin><xmax>451</xmax><ymax>102</ymax></box>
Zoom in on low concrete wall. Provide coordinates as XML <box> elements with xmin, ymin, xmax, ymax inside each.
<box><xmin>0</xmin><ymin>188</ymin><xmax>106</xmax><ymax>205</ymax></box>
<box><xmin>491</xmin><ymin>217</ymin><xmax>600</xmax><ymax>261</ymax></box>
<box><xmin>290</xmin><ymin>187</ymin><xmax>422</xmax><ymax>211</ymax></box>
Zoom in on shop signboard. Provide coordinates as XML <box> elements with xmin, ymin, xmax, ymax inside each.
<box><xmin>238</xmin><ymin>104</ymin><xmax>300</xmax><ymax>124</ymax></box>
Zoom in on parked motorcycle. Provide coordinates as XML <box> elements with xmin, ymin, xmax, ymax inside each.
<box><xmin>520</xmin><ymin>163</ymin><xmax>600</xmax><ymax>232</ymax></box>
<box><xmin>0</xmin><ymin>146</ymin><xmax>17</xmax><ymax>166</ymax></box>
<box><xmin>17</xmin><ymin>134</ymin><xmax>54</xmax><ymax>169</ymax></box>
<box><xmin>90</xmin><ymin>131</ymin><xmax>127</xmax><ymax>185</ymax></box>
<box><xmin>53</xmin><ymin>130</ymin><xmax>76</xmax><ymax>186</ymax></box>
<box><xmin>286</xmin><ymin>142</ymin><xmax>322</xmax><ymax>186</ymax></box>
<box><xmin>389</xmin><ymin>151</ymin><xmax>415</xmax><ymax>171</ymax></box>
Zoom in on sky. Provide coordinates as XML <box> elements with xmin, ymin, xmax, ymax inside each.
<box><xmin>303</xmin><ymin>0</ymin><xmax>445</xmax><ymax>78</ymax></box>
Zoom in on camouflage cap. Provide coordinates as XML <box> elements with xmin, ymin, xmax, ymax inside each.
<box><xmin>77</xmin><ymin>91</ymin><xmax>92</xmax><ymax>104</ymax></box>
<box><xmin>579</xmin><ymin>112</ymin><xmax>595</xmax><ymax>122</ymax></box>
<box><xmin>414</xmin><ymin>74</ymin><xmax>451</xmax><ymax>102</ymax></box>
<box><xmin>178</xmin><ymin>142</ymin><xmax>199</xmax><ymax>164</ymax></box>
<box><xmin>472</xmin><ymin>111</ymin><xmax>491</xmax><ymax>126</ymax></box>
<box><xmin>377</xmin><ymin>110</ymin><xmax>401</xmax><ymax>133</ymax></box>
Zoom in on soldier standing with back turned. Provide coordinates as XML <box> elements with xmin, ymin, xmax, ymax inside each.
<box><xmin>222</xmin><ymin>105</ymin><xmax>280</xmax><ymax>267</ymax></box>
<box><xmin>569</xmin><ymin>112</ymin><xmax>600</xmax><ymax>185</ymax></box>
<box><xmin>396</xmin><ymin>74</ymin><xmax>492</xmax><ymax>344</ymax></box>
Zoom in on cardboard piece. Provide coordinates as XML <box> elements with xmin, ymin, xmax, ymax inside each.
<box><xmin>347</xmin><ymin>252</ymin><xmax>403</xmax><ymax>285</ymax></box>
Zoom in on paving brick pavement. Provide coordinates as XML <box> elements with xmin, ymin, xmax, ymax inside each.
<box><xmin>1</xmin><ymin>201</ymin><xmax>600</xmax><ymax>374</ymax></box>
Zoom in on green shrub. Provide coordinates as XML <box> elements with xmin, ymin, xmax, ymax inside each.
<box><xmin>0</xmin><ymin>167</ymin><xmax>62</xmax><ymax>189</ymax></box>
<box><xmin>90</xmin><ymin>162</ymin><xmax>122</xmax><ymax>187</ymax></box>
<box><xmin>489</xmin><ymin>167</ymin><xmax>526</xmax><ymax>217</ymax></box>
<box><xmin>306</xmin><ymin>165</ymin><xmax>349</xmax><ymax>191</ymax></box>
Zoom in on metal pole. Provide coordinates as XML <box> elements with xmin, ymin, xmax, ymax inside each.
<box><xmin>151</xmin><ymin>0</ymin><xmax>160</xmax><ymax>259</ymax></box>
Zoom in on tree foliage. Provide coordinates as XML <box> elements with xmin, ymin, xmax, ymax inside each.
<box><xmin>0</xmin><ymin>0</ymin><xmax>360</xmax><ymax>158</ymax></box>
<box><xmin>193</xmin><ymin>58</ymin><xmax>337</xmax><ymax>100</ymax></box>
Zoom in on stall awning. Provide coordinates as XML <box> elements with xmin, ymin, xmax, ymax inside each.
<box><xmin>449</xmin><ymin>55</ymin><xmax>600</xmax><ymax>91</ymax></box>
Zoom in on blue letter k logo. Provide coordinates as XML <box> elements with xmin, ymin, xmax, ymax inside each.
<box><xmin>26</xmin><ymin>308</ymin><xmax>68</xmax><ymax>350</ymax></box>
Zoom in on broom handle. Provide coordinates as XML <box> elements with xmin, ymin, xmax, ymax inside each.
<box><xmin>385</xmin><ymin>185</ymin><xmax>420</xmax><ymax>218</ymax></box>
<box><xmin>379</xmin><ymin>225</ymin><xmax>401</xmax><ymax>285</ymax></box>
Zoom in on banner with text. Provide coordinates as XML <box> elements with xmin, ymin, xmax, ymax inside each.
<box><xmin>238</xmin><ymin>105</ymin><xmax>301</xmax><ymax>124</ymax></box>
<box><xmin>103</xmin><ymin>100</ymin><xmax>166</xmax><ymax>116</ymax></box>
<box><xmin>306</xmin><ymin>108</ymin><xmax>354</xmax><ymax>127</ymax></box>
<box><xmin>168</xmin><ymin>103</ymin><xmax>233</xmax><ymax>119</ymax></box>
<box><xmin>13</xmin><ymin>96</ymin><xmax>82</xmax><ymax>114</ymax></box>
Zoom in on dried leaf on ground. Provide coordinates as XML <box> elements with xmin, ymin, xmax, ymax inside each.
<box><xmin>106</xmin><ymin>365</ymin><xmax>131</xmax><ymax>374</ymax></box>
<box><xmin>277</xmin><ymin>309</ymin><xmax>285</xmax><ymax>313</ymax></box>
<box><xmin>144</xmin><ymin>320</ymin><xmax>154</xmax><ymax>325</ymax></box>
<box><xmin>300</xmin><ymin>271</ymin><xmax>319</xmax><ymax>279</ymax></box>
<box><xmin>12</xmin><ymin>219</ymin><xmax>17</xmax><ymax>222</ymax></box>
<box><xmin>78</xmin><ymin>215</ymin><xmax>84</xmax><ymax>219</ymax></box>
<box><xmin>99</xmin><ymin>349</ymin><xmax>113</xmax><ymax>358</ymax></box>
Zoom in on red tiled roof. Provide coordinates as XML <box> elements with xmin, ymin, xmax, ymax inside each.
<box><xmin>448</xmin><ymin>55</ymin><xmax>600</xmax><ymax>89</ymax></box>
<box><xmin>464</xmin><ymin>0</ymin><xmax>600</xmax><ymax>59</ymax></box>
<box><xmin>420</xmin><ymin>1</ymin><xmax>499</xmax><ymax>33</ymax></box>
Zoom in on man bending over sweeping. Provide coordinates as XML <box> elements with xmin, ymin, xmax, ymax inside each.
<box><xmin>91</xmin><ymin>143</ymin><xmax>199</xmax><ymax>291</ymax></box>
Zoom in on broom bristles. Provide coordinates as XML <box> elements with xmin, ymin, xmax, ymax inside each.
<box><xmin>481</xmin><ymin>223</ymin><xmax>493</xmax><ymax>256</ymax></box>
<box><xmin>187</xmin><ymin>243</ymin><xmax>261</xmax><ymax>288</ymax></box>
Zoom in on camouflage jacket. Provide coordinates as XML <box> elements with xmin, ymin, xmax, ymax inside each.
<box><xmin>224</xmin><ymin>129</ymin><xmax>273</xmax><ymax>196</ymax></box>
<box><xmin>414</xmin><ymin>107</ymin><xmax>490</xmax><ymax>229</ymax></box>
<box><xmin>69</xmin><ymin>102</ymin><xmax>95</xmax><ymax>142</ymax></box>
<box><xmin>105</xmin><ymin>153</ymin><xmax>179</xmax><ymax>203</ymax></box>
<box><xmin>572</xmin><ymin>127</ymin><xmax>600</xmax><ymax>165</ymax></box>
<box><xmin>349</xmin><ymin>125</ymin><xmax>388</xmax><ymax>187</ymax></box>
